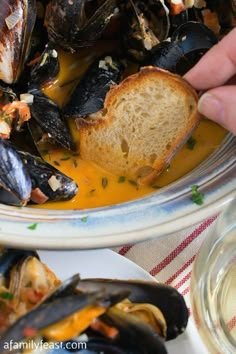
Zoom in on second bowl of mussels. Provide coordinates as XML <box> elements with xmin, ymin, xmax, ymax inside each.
<box><xmin>0</xmin><ymin>0</ymin><xmax>235</xmax><ymax>249</ymax></box>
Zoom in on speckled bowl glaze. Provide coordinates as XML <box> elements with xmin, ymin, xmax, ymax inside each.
<box><xmin>0</xmin><ymin>134</ymin><xmax>235</xmax><ymax>249</ymax></box>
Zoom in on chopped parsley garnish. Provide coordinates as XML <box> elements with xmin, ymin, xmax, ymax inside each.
<box><xmin>0</xmin><ymin>292</ymin><xmax>13</xmax><ymax>300</ymax></box>
<box><xmin>60</xmin><ymin>156</ymin><xmax>71</xmax><ymax>161</ymax></box>
<box><xmin>191</xmin><ymin>185</ymin><xmax>204</xmax><ymax>205</ymax></box>
<box><xmin>53</xmin><ymin>160</ymin><xmax>60</xmax><ymax>166</ymax></box>
<box><xmin>89</xmin><ymin>189</ymin><xmax>96</xmax><ymax>194</ymax></box>
<box><xmin>27</xmin><ymin>223</ymin><xmax>38</xmax><ymax>230</ymax></box>
<box><xmin>73</xmin><ymin>159</ymin><xmax>78</xmax><ymax>168</ymax></box>
<box><xmin>152</xmin><ymin>185</ymin><xmax>161</xmax><ymax>189</ymax></box>
<box><xmin>102</xmin><ymin>177</ymin><xmax>108</xmax><ymax>189</ymax></box>
<box><xmin>118</xmin><ymin>176</ymin><xmax>126</xmax><ymax>183</ymax></box>
<box><xmin>128</xmin><ymin>180</ymin><xmax>138</xmax><ymax>186</ymax></box>
<box><xmin>187</xmin><ymin>137</ymin><xmax>197</xmax><ymax>150</ymax></box>
<box><xmin>81</xmin><ymin>216</ymin><xmax>88</xmax><ymax>223</ymax></box>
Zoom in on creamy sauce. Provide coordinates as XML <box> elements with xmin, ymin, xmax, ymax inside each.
<box><xmin>35</xmin><ymin>46</ymin><xmax>227</xmax><ymax>210</ymax></box>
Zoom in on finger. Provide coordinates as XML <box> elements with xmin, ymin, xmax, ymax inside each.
<box><xmin>197</xmin><ymin>85</ymin><xmax>236</xmax><ymax>135</ymax></box>
<box><xmin>184</xmin><ymin>27</ymin><xmax>236</xmax><ymax>90</ymax></box>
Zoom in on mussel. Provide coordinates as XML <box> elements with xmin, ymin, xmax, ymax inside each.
<box><xmin>0</xmin><ymin>0</ymin><xmax>37</xmax><ymax>84</ymax></box>
<box><xmin>143</xmin><ymin>21</ymin><xmax>218</xmax><ymax>75</ymax></box>
<box><xmin>122</xmin><ymin>0</ymin><xmax>170</xmax><ymax>61</ymax></box>
<box><xmin>0</xmin><ymin>250</ymin><xmax>188</xmax><ymax>354</ymax></box>
<box><xmin>0</xmin><ymin>139</ymin><xmax>32</xmax><ymax>206</ymax></box>
<box><xmin>0</xmin><ymin>249</ymin><xmax>59</xmax><ymax>335</ymax></box>
<box><xmin>18</xmin><ymin>149</ymin><xmax>78</xmax><ymax>204</ymax></box>
<box><xmin>63</xmin><ymin>55</ymin><xmax>124</xmax><ymax>119</ymax></box>
<box><xmin>45</xmin><ymin>0</ymin><xmax>118</xmax><ymax>51</ymax></box>
<box><xmin>0</xmin><ymin>139</ymin><xmax>78</xmax><ymax>206</ymax></box>
<box><xmin>29</xmin><ymin>91</ymin><xmax>75</xmax><ymax>150</ymax></box>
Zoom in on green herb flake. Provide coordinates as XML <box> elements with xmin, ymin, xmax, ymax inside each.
<box><xmin>128</xmin><ymin>180</ymin><xmax>138</xmax><ymax>186</ymax></box>
<box><xmin>60</xmin><ymin>156</ymin><xmax>71</xmax><ymax>161</ymax></box>
<box><xmin>191</xmin><ymin>185</ymin><xmax>204</xmax><ymax>205</ymax></box>
<box><xmin>152</xmin><ymin>185</ymin><xmax>161</xmax><ymax>189</ymax></box>
<box><xmin>89</xmin><ymin>189</ymin><xmax>96</xmax><ymax>195</ymax></box>
<box><xmin>73</xmin><ymin>159</ymin><xmax>78</xmax><ymax>168</ymax></box>
<box><xmin>0</xmin><ymin>292</ymin><xmax>14</xmax><ymax>300</ymax></box>
<box><xmin>27</xmin><ymin>223</ymin><xmax>38</xmax><ymax>230</ymax></box>
<box><xmin>102</xmin><ymin>177</ymin><xmax>108</xmax><ymax>189</ymax></box>
<box><xmin>81</xmin><ymin>216</ymin><xmax>88</xmax><ymax>223</ymax></box>
<box><xmin>187</xmin><ymin>137</ymin><xmax>197</xmax><ymax>150</ymax></box>
<box><xmin>53</xmin><ymin>160</ymin><xmax>60</xmax><ymax>166</ymax></box>
<box><xmin>118</xmin><ymin>176</ymin><xmax>126</xmax><ymax>183</ymax></box>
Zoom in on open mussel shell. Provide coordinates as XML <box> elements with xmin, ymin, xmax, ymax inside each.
<box><xmin>17</xmin><ymin>150</ymin><xmax>78</xmax><ymax>203</ymax></box>
<box><xmin>29</xmin><ymin>44</ymin><xmax>60</xmax><ymax>89</ymax></box>
<box><xmin>63</xmin><ymin>307</ymin><xmax>167</xmax><ymax>354</ymax></box>
<box><xmin>143</xmin><ymin>21</ymin><xmax>218</xmax><ymax>75</ymax></box>
<box><xmin>45</xmin><ymin>0</ymin><xmax>117</xmax><ymax>51</ymax></box>
<box><xmin>0</xmin><ymin>248</ymin><xmax>39</xmax><ymax>285</ymax></box>
<box><xmin>77</xmin><ymin>278</ymin><xmax>188</xmax><ymax>340</ymax></box>
<box><xmin>0</xmin><ymin>139</ymin><xmax>32</xmax><ymax>206</ymax></box>
<box><xmin>0</xmin><ymin>0</ymin><xmax>37</xmax><ymax>84</ymax></box>
<box><xmin>63</xmin><ymin>55</ymin><xmax>124</xmax><ymax>119</ymax></box>
<box><xmin>0</xmin><ymin>290</ymin><xmax>106</xmax><ymax>353</ymax></box>
<box><xmin>99</xmin><ymin>306</ymin><xmax>167</xmax><ymax>354</ymax></box>
<box><xmin>142</xmin><ymin>40</ymin><xmax>183</xmax><ymax>72</ymax></box>
<box><xmin>29</xmin><ymin>91</ymin><xmax>75</xmax><ymax>150</ymax></box>
<box><xmin>171</xmin><ymin>21</ymin><xmax>218</xmax><ymax>54</ymax></box>
<box><xmin>122</xmin><ymin>0</ymin><xmax>170</xmax><ymax>61</ymax></box>
<box><xmin>0</xmin><ymin>283</ymin><xmax>130</xmax><ymax>354</ymax></box>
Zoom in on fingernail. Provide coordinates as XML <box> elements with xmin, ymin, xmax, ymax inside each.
<box><xmin>198</xmin><ymin>93</ymin><xmax>225</xmax><ymax>124</ymax></box>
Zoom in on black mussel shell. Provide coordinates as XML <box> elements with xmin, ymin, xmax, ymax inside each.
<box><xmin>17</xmin><ymin>150</ymin><xmax>78</xmax><ymax>203</ymax></box>
<box><xmin>29</xmin><ymin>45</ymin><xmax>59</xmax><ymax>89</ymax></box>
<box><xmin>0</xmin><ymin>249</ymin><xmax>39</xmax><ymax>284</ymax></box>
<box><xmin>171</xmin><ymin>21</ymin><xmax>218</xmax><ymax>54</ymax></box>
<box><xmin>0</xmin><ymin>139</ymin><xmax>32</xmax><ymax>206</ymax></box>
<box><xmin>100</xmin><ymin>307</ymin><xmax>167</xmax><ymax>354</ymax></box>
<box><xmin>122</xmin><ymin>0</ymin><xmax>170</xmax><ymax>62</ymax></box>
<box><xmin>143</xmin><ymin>21</ymin><xmax>218</xmax><ymax>75</ymax></box>
<box><xmin>63</xmin><ymin>55</ymin><xmax>124</xmax><ymax>119</ymax></box>
<box><xmin>143</xmin><ymin>41</ymin><xmax>183</xmax><ymax>73</ymax></box>
<box><xmin>0</xmin><ymin>0</ymin><xmax>37</xmax><ymax>84</ymax></box>
<box><xmin>29</xmin><ymin>91</ymin><xmax>75</xmax><ymax>150</ymax></box>
<box><xmin>0</xmin><ymin>288</ymin><xmax>130</xmax><ymax>354</ymax></box>
<box><xmin>45</xmin><ymin>274</ymin><xmax>81</xmax><ymax>302</ymax></box>
<box><xmin>59</xmin><ymin>308</ymin><xmax>167</xmax><ymax>353</ymax></box>
<box><xmin>0</xmin><ymin>290</ymin><xmax>105</xmax><ymax>353</ymax></box>
<box><xmin>78</xmin><ymin>278</ymin><xmax>188</xmax><ymax>340</ymax></box>
<box><xmin>45</xmin><ymin>0</ymin><xmax>117</xmax><ymax>51</ymax></box>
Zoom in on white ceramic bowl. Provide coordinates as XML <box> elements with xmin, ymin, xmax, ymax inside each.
<box><xmin>0</xmin><ymin>133</ymin><xmax>235</xmax><ymax>249</ymax></box>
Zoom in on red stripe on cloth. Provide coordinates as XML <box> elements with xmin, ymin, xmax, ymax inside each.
<box><xmin>118</xmin><ymin>245</ymin><xmax>133</xmax><ymax>256</ymax></box>
<box><xmin>227</xmin><ymin>315</ymin><xmax>236</xmax><ymax>331</ymax></box>
<box><xmin>166</xmin><ymin>254</ymin><xmax>196</xmax><ymax>285</ymax></box>
<box><xmin>175</xmin><ymin>270</ymin><xmax>192</xmax><ymax>289</ymax></box>
<box><xmin>181</xmin><ymin>286</ymin><xmax>190</xmax><ymax>297</ymax></box>
<box><xmin>150</xmin><ymin>216</ymin><xmax>217</xmax><ymax>276</ymax></box>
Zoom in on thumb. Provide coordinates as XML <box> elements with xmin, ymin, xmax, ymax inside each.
<box><xmin>197</xmin><ymin>86</ymin><xmax>236</xmax><ymax>135</ymax></box>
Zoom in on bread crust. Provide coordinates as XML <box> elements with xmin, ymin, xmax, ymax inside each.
<box><xmin>78</xmin><ymin>66</ymin><xmax>200</xmax><ymax>185</ymax></box>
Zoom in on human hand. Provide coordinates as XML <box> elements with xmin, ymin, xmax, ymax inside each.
<box><xmin>184</xmin><ymin>27</ymin><xmax>236</xmax><ymax>135</ymax></box>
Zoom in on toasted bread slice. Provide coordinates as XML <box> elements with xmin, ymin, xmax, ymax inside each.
<box><xmin>78</xmin><ymin>66</ymin><xmax>200</xmax><ymax>184</ymax></box>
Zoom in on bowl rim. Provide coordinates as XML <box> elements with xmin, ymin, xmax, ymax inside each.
<box><xmin>0</xmin><ymin>133</ymin><xmax>235</xmax><ymax>249</ymax></box>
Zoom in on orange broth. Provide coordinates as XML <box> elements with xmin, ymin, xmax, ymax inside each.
<box><xmin>35</xmin><ymin>47</ymin><xmax>227</xmax><ymax>210</ymax></box>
